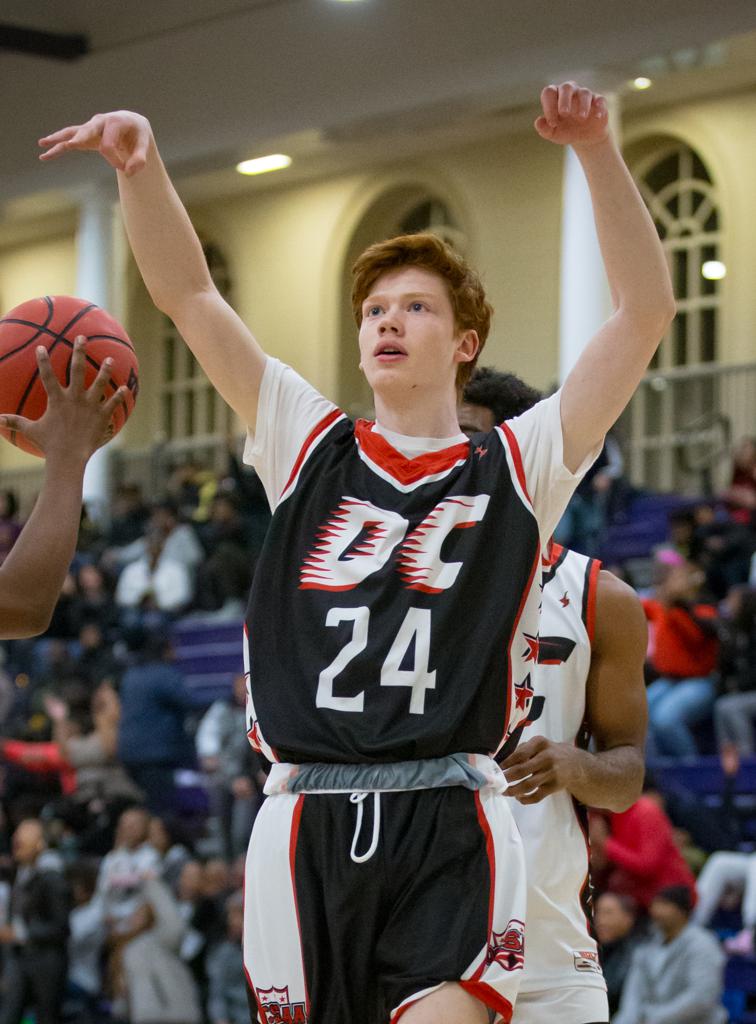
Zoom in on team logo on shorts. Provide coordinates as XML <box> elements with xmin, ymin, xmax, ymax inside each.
<box><xmin>487</xmin><ymin>919</ymin><xmax>525</xmax><ymax>971</ymax></box>
<box><xmin>257</xmin><ymin>986</ymin><xmax>308</xmax><ymax>1024</ymax></box>
<box><xmin>573</xmin><ymin>949</ymin><xmax>602</xmax><ymax>974</ymax></box>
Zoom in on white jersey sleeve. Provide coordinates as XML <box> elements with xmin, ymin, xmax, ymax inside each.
<box><xmin>242</xmin><ymin>357</ymin><xmax>339</xmax><ymax>511</ymax></box>
<box><xmin>506</xmin><ymin>389</ymin><xmax>602</xmax><ymax>544</ymax></box>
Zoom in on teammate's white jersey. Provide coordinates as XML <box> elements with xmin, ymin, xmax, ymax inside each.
<box><xmin>512</xmin><ymin>543</ymin><xmax>606</xmax><ymax>995</ymax></box>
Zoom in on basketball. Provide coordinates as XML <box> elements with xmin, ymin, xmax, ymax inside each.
<box><xmin>0</xmin><ymin>295</ymin><xmax>139</xmax><ymax>457</ymax></box>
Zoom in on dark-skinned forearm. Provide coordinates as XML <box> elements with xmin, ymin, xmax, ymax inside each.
<box><xmin>565</xmin><ymin>744</ymin><xmax>644</xmax><ymax>812</ymax></box>
<box><xmin>0</xmin><ymin>455</ymin><xmax>86</xmax><ymax>637</ymax></box>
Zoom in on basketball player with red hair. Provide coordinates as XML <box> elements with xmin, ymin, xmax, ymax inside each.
<box><xmin>0</xmin><ymin>339</ymin><xmax>127</xmax><ymax>638</ymax></box>
<box><xmin>40</xmin><ymin>82</ymin><xmax>674</xmax><ymax>1024</ymax></box>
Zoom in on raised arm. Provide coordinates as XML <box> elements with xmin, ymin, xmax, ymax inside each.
<box><xmin>39</xmin><ymin>112</ymin><xmax>267</xmax><ymax>427</ymax></box>
<box><xmin>502</xmin><ymin>570</ymin><xmax>647</xmax><ymax>811</ymax></box>
<box><xmin>536</xmin><ymin>83</ymin><xmax>676</xmax><ymax>472</ymax></box>
<box><xmin>0</xmin><ymin>340</ymin><xmax>127</xmax><ymax>638</ymax></box>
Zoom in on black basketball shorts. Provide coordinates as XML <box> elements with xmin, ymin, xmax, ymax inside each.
<box><xmin>243</xmin><ymin>786</ymin><xmax>526</xmax><ymax>1024</ymax></box>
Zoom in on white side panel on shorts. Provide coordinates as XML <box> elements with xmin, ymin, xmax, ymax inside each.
<box><xmin>244</xmin><ymin>794</ymin><xmax>309</xmax><ymax>1014</ymax></box>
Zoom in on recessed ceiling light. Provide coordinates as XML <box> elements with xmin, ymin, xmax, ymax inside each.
<box><xmin>631</xmin><ymin>76</ymin><xmax>653</xmax><ymax>90</ymax></box>
<box><xmin>236</xmin><ymin>154</ymin><xmax>292</xmax><ymax>176</ymax></box>
<box><xmin>701</xmin><ymin>260</ymin><xmax>726</xmax><ymax>281</ymax></box>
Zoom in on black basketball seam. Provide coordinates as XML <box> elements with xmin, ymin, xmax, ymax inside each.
<box><xmin>3</xmin><ymin>299</ymin><xmax>134</xmax><ymax>448</ymax></box>
<box><xmin>0</xmin><ymin>296</ymin><xmax>56</xmax><ymax>367</ymax></box>
<box><xmin>0</xmin><ymin>297</ymin><xmax>96</xmax><ymax>363</ymax></box>
<box><xmin>13</xmin><ymin>347</ymin><xmax>122</xmax><ymax>449</ymax></box>
<box><xmin>0</xmin><ymin>306</ymin><xmax>136</xmax><ymax>363</ymax></box>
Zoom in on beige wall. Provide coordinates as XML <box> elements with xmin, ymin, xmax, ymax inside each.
<box><xmin>0</xmin><ymin>85</ymin><xmax>754</xmax><ymax>476</ymax></box>
<box><xmin>184</xmin><ymin>127</ymin><xmax>563</xmax><ymax>415</ymax></box>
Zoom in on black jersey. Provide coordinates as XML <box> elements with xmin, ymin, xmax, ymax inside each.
<box><xmin>243</xmin><ymin>361</ymin><xmax>589</xmax><ymax>765</ymax></box>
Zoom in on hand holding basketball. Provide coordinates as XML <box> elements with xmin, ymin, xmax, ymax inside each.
<box><xmin>535</xmin><ymin>82</ymin><xmax>609</xmax><ymax>149</ymax></box>
<box><xmin>38</xmin><ymin>110</ymin><xmax>152</xmax><ymax>177</ymax></box>
<box><xmin>0</xmin><ymin>338</ymin><xmax>128</xmax><ymax>464</ymax></box>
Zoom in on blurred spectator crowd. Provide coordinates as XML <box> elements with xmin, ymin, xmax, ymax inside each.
<box><xmin>0</xmin><ymin>443</ymin><xmax>269</xmax><ymax>1023</ymax></box>
<box><xmin>0</xmin><ymin>433</ymin><xmax>753</xmax><ymax>1022</ymax></box>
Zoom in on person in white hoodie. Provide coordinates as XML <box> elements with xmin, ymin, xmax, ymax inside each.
<box><xmin>121</xmin><ymin>875</ymin><xmax>202</xmax><ymax>1024</ymax></box>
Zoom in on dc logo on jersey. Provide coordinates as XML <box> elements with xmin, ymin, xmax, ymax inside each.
<box><xmin>257</xmin><ymin>986</ymin><xmax>307</xmax><ymax>1024</ymax></box>
<box><xmin>487</xmin><ymin>919</ymin><xmax>525</xmax><ymax>971</ymax></box>
<box><xmin>299</xmin><ymin>494</ymin><xmax>490</xmax><ymax>592</ymax></box>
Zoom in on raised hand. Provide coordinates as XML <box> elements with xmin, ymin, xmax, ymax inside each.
<box><xmin>38</xmin><ymin>110</ymin><xmax>152</xmax><ymax>177</ymax></box>
<box><xmin>535</xmin><ymin>81</ymin><xmax>609</xmax><ymax>149</ymax></box>
<box><xmin>0</xmin><ymin>337</ymin><xmax>128</xmax><ymax>463</ymax></box>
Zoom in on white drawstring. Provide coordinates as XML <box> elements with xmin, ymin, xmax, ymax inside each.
<box><xmin>349</xmin><ymin>791</ymin><xmax>381</xmax><ymax>863</ymax></box>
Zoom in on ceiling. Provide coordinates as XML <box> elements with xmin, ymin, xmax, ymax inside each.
<box><xmin>1</xmin><ymin>0</ymin><xmax>756</xmax><ymax>216</ymax></box>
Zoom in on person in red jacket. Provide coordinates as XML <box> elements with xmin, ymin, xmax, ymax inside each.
<box><xmin>642</xmin><ymin>557</ymin><xmax>718</xmax><ymax>757</ymax></box>
<box><xmin>590</xmin><ymin>791</ymin><xmax>697</xmax><ymax>911</ymax></box>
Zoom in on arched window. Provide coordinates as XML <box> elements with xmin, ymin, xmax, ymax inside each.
<box><xmin>339</xmin><ymin>186</ymin><xmax>465</xmax><ymax>415</ymax></box>
<box><xmin>160</xmin><ymin>240</ymin><xmax>235</xmax><ymax>444</ymax></box>
<box><xmin>622</xmin><ymin>140</ymin><xmax>725</xmax><ymax>492</ymax></box>
<box><xmin>633</xmin><ymin>142</ymin><xmax>721</xmax><ymax>368</ymax></box>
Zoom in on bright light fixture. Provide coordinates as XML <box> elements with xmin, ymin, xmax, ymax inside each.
<box><xmin>702</xmin><ymin>260</ymin><xmax>726</xmax><ymax>280</ymax></box>
<box><xmin>631</xmin><ymin>76</ymin><xmax>653</xmax><ymax>90</ymax></box>
<box><xmin>236</xmin><ymin>154</ymin><xmax>292</xmax><ymax>176</ymax></box>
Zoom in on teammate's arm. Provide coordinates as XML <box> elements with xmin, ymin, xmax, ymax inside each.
<box><xmin>535</xmin><ymin>83</ymin><xmax>676</xmax><ymax>473</ymax></box>
<box><xmin>0</xmin><ymin>340</ymin><xmax>127</xmax><ymax>638</ymax></box>
<box><xmin>39</xmin><ymin>113</ymin><xmax>267</xmax><ymax>428</ymax></box>
<box><xmin>502</xmin><ymin>571</ymin><xmax>647</xmax><ymax>811</ymax></box>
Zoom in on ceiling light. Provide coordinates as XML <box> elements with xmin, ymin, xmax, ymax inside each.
<box><xmin>631</xmin><ymin>77</ymin><xmax>653</xmax><ymax>90</ymax></box>
<box><xmin>236</xmin><ymin>154</ymin><xmax>292</xmax><ymax>176</ymax></box>
<box><xmin>701</xmin><ymin>260</ymin><xmax>726</xmax><ymax>281</ymax></box>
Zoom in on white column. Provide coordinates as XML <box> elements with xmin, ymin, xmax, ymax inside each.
<box><xmin>76</xmin><ymin>184</ymin><xmax>116</xmax><ymax>524</ymax></box>
<box><xmin>558</xmin><ymin>92</ymin><xmax>620</xmax><ymax>382</ymax></box>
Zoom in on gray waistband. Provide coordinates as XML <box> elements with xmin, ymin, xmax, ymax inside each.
<box><xmin>264</xmin><ymin>753</ymin><xmax>507</xmax><ymax>796</ymax></box>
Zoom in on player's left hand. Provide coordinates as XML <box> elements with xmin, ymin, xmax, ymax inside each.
<box><xmin>535</xmin><ymin>82</ymin><xmax>609</xmax><ymax>149</ymax></box>
<box><xmin>501</xmin><ymin>735</ymin><xmax>583</xmax><ymax>803</ymax></box>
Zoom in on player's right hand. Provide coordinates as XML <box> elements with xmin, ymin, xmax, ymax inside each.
<box><xmin>0</xmin><ymin>337</ymin><xmax>129</xmax><ymax>462</ymax></box>
<box><xmin>38</xmin><ymin>110</ymin><xmax>152</xmax><ymax>177</ymax></box>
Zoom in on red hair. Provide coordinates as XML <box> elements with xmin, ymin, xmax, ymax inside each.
<box><xmin>351</xmin><ymin>232</ymin><xmax>493</xmax><ymax>391</ymax></box>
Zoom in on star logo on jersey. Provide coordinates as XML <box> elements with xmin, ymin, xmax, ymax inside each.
<box><xmin>474</xmin><ymin>444</ymin><xmax>488</xmax><ymax>459</ymax></box>
<box><xmin>560</xmin><ymin>590</ymin><xmax>570</xmax><ymax>607</ymax></box>
<box><xmin>538</xmin><ymin>635</ymin><xmax>577</xmax><ymax>665</ymax></box>
<box><xmin>522</xmin><ymin>633</ymin><xmax>540</xmax><ymax>662</ymax></box>
<box><xmin>514</xmin><ymin>674</ymin><xmax>535</xmax><ymax>711</ymax></box>
<box><xmin>487</xmin><ymin>919</ymin><xmax>525</xmax><ymax>972</ymax></box>
<box><xmin>257</xmin><ymin>986</ymin><xmax>308</xmax><ymax>1024</ymax></box>
<box><xmin>247</xmin><ymin>719</ymin><xmax>263</xmax><ymax>752</ymax></box>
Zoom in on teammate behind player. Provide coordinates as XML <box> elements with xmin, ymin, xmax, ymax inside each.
<box><xmin>461</xmin><ymin>367</ymin><xmax>648</xmax><ymax>1024</ymax></box>
<box><xmin>0</xmin><ymin>339</ymin><xmax>127</xmax><ymax>639</ymax></box>
<box><xmin>40</xmin><ymin>82</ymin><xmax>672</xmax><ymax>1024</ymax></box>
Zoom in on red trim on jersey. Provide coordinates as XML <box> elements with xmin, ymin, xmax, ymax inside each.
<box><xmin>354</xmin><ymin>419</ymin><xmax>469</xmax><ymax>485</ymax></box>
<box><xmin>289</xmin><ymin>794</ymin><xmax>311</xmax><ymax>1016</ymax></box>
<box><xmin>500</xmin><ymin>423</ymin><xmax>532</xmax><ymax>505</ymax></box>
<box><xmin>545</xmin><ymin>539</ymin><xmax>565</xmax><ymax>565</ymax></box>
<box><xmin>390</xmin><ymin>984</ymin><xmax>512</xmax><ymax>1023</ymax></box>
<box><xmin>473</xmin><ymin>791</ymin><xmax>496</xmax><ymax>979</ymax></box>
<box><xmin>500</xmin><ymin>546</ymin><xmax>541</xmax><ymax>752</ymax></box>
<box><xmin>572</xmin><ymin>795</ymin><xmax>594</xmax><ymax>937</ymax></box>
<box><xmin>243</xmin><ymin>622</ymin><xmax>282</xmax><ymax>763</ymax></box>
<box><xmin>280</xmin><ymin>407</ymin><xmax>343</xmax><ymax>499</ymax></box>
<box><xmin>459</xmin><ymin>981</ymin><xmax>513</xmax><ymax>1022</ymax></box>
<box><xmin>585</xmin><ymin>558</ymin><xmax>601</xmax><ymax>644</ymax></box>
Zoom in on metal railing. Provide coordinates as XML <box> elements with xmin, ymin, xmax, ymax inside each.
<box><xmin>3</xmin><ymin>363</ymin><xmax>754</xmax><ymax>516</ymax></box>
<box><xmin>618</xmin><ymin>360</ymin><xmax>756</xmax><ymax>495</ymax></box>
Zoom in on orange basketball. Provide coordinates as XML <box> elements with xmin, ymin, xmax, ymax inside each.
<box><xmin>0</xmin><ymin>295</ymin><xmax>139</xmax><ymax>457</ymax></box>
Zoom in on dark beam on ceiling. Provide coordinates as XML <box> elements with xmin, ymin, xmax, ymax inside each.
<box><xmin>0</xmin><ymin>24</ymin><xmax>89</xmax><ymax>60</ymax></box>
